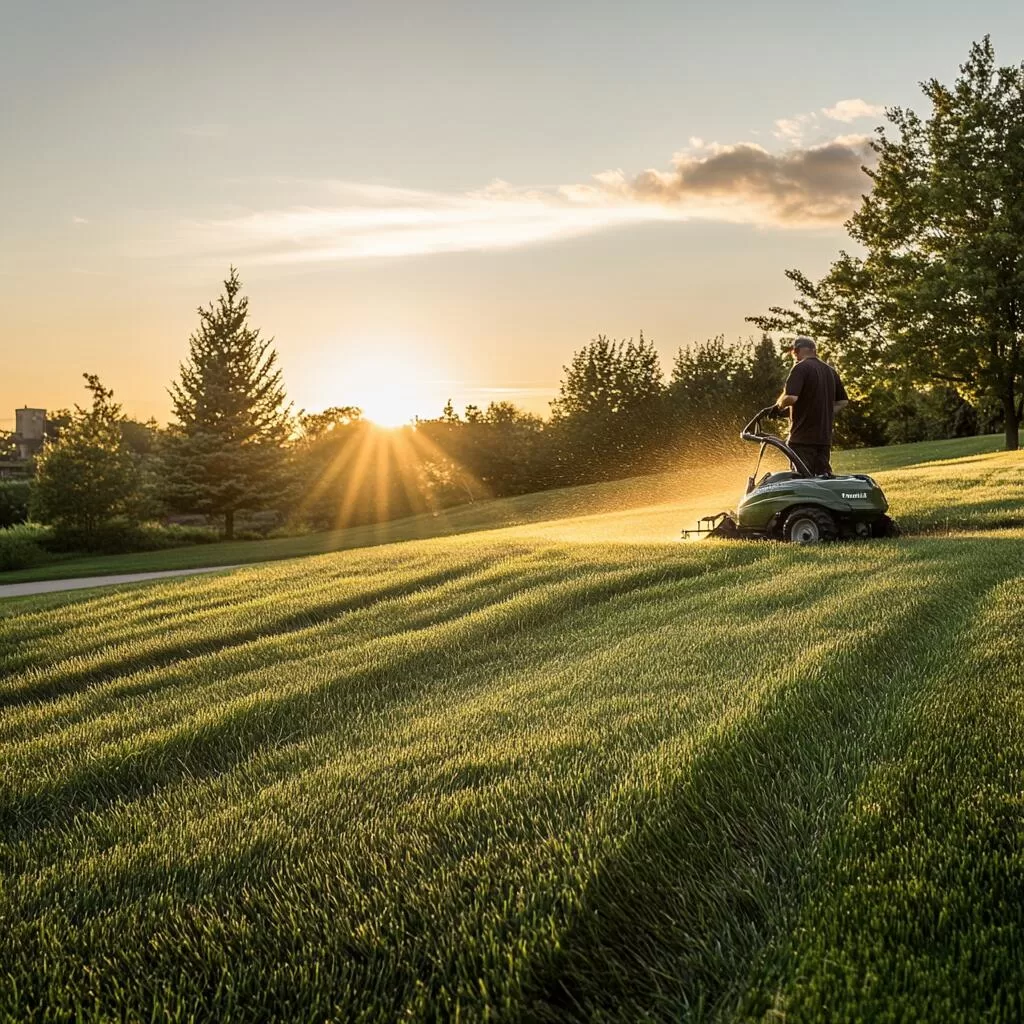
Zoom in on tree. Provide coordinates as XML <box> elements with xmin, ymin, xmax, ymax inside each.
<box><xmin>297</xmin><ymin>405</ymin><xmax>362</xmax><ymax>442</ymax></box>
<box><xmin>751</xmin><ymin>38</ymin><xmax>1024</xmax><ymax>450</ymax></box>
<box><xmin>120</xmin><ymin>417</ymin><xmax>160</xmax><ymax>456</ymax></box>
<box><xmin>548</xmin><ymin>333</ymin><xmax>666</xmax><ymax>483</ymax></box>
<box><xmin>551</xmin><ymin>333</ymin><xmax>663</xmax><ymax>420</ymax></box>
<box><xmin>44</xmin><ymin>410</ymin><xmax>73</xmax><ymax>445</ymax></box>
<box><xmin>669</xmin><ymin>336</ymin><xmax>746</xmax><ymax>430</ymax></box>
<box><xmin>737</xmin><ymin>335</ymin><xmax>790</xmax><ymax>412</ymax></box>
<box><xmin>159</xmin><ymin>268</ymin><xmax>291</xmax><ymax>538</ymax></box>
<box><xmin>31</xmin><ymin>374</ymin><xmax>140</xmax><ymax>533</ymax></box>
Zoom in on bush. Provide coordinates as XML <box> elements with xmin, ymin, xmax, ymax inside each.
<box><xmin>0</xmin><ymin>480</ymin><xmax>32</xmax><ymax>528</ymax></box>
<box><xmin>0</xmin><ymin>524</ymin><xmax>53</xmax><ymax>571</ymax></box>
<box><xmin>42</xmin><ymin>520</ymin><xmax>221</xmax><ymax>555</ymax></box>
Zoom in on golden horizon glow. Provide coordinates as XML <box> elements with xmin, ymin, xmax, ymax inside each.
<box><xmin>328</xmin><ymin>344</ymin><xmax>439</xmax><ymax>428</ymax></box>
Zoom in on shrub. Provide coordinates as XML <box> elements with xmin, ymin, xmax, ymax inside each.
<box><xmin>0</xmin><ymin>523</ymin><xmax>53</xmax><ymax>571</ymax></box>
<box><xmin>42</xmin><ymin>520</ymin><xmax>221</xmax><ymax>555</ymax></box>
<box><xmin>0</xmin><ymin>480</ymin><xmax>32</xmax><ymax>528</ymax></box>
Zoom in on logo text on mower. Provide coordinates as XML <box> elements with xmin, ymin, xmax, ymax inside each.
<box><xmin>842</xmin><ymin>491</ymin><xmax>868</xmax><ymax>499</ymax></box>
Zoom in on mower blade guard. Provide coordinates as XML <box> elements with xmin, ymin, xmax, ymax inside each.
<box><xmin>683</xmin><ymin>512</ymin><xmax>739</xmax><ymax>540</ymax></box>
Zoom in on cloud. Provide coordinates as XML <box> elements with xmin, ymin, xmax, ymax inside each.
<box><xmin>72</xmin><ymin>215</ymin><xmax>89</xmax><ymax>225</ymax></box>
<box><xmin>823</xmin><ymin>98</ymin><xmax>884</xmax><ymax>123</ymax></box>
<box><xmin>178</xmin><ymin>181</ymin><xmax>669</xmax><ymax>265</ymax></box>
<box><xmin>172</xmin><ymin>134</ymin><xmax>875</xmax><ymax>266</ymax></box>
<box><xmin>573</xmin><ymin>136</ymin><xmax>876</xmax><ymax>227</ymax></box>
<box><xmin>772</xmin><ymin>98</ymin><xmax>885</xmax><ymax>144</ymax></box>
<box><xmin>773</xmin><ymin>113</ymin><xmax>818</xmax><ymax>143</ymax></box>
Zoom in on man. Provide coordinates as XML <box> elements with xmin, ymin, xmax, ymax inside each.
<box><xmin>775</xmin><ymin>336</ymin><xmax>848</xmax><ymax>476</ymax></box>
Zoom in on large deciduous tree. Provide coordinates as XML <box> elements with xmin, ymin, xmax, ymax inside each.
<box><xmin>160</xmin><ymin>269</ymin><xmax>291</xmax><ymax>538</ymax></box>
<box><xmin>752</xmin><ymin>38</ymin><xmax>1024</xmax><ymax>450</ymax></box>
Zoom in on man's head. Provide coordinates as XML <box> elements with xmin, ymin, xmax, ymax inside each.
<box><xmin>791</xmin><ymin>336</ymin><xmax>817</xmax><ymax>361</ymax></box>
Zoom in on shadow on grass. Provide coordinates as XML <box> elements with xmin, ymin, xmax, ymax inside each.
<box><xmin>523</xmin><ymin>541</ymin><xmax>1015</xmax><ymax>1022</ymax></box>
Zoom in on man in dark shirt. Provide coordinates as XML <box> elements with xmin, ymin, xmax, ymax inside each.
<box><xmin>775</xmin><ymin>336</ymin><xmax>848</xmax><ymax>476</ymax></box>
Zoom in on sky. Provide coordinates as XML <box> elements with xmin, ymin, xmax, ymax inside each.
<box><xmin>3</xmin><ymin>0</ymin><xmax>1023</xmax><ymax>427</ymax></box>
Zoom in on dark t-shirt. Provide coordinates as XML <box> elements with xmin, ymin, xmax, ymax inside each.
<box><xmin>784</xmin><ymin>357</ymin><xmax>848</xmax><ymax>445</ymax></box>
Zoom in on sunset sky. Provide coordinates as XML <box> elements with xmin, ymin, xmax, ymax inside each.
<box><xmin>3</xmin><ymin>1</ymin><xmax>1023</xmax><ymax>428</ymax></box>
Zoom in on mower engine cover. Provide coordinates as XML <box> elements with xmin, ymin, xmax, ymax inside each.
<box><xmin>737</xmin><ymin>470</ymin><xmax>888</xmax><ymax>538</ymax></box>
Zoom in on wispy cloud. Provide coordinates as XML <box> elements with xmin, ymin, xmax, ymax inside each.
<box><xmin>773</xmin><ymin>113</ymin><xmax>818</xmax><ymax>143</ymax></box>
<box><xmin>773</xmin><ymin>97</ymin><xmax>885</xmax><ymax>143</ymax></box>
<box><xmin>823</xmin><ymin>98</ymin><xmax>885</xmax><ymax>122</ymax></box>
<box><xmin>178</xmin><ymin>181</ymin><xmax>670</xmax><ymax>265</ymax></box>
<box><xmin>173</xmin><ymin>122</ymin><xmax>878</xmax><ymax>266</ymax></box>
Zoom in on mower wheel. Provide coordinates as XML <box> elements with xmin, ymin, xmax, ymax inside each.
<box><xmin>782</xmin><ymin>506</ymin><xmax>838</xmax><ymax>544</ymax></box>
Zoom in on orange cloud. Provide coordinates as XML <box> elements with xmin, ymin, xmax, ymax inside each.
<box><xmin>580</xmin><ymin>137</ymin><xmax>876</xmax><ymax>226</ymax></box>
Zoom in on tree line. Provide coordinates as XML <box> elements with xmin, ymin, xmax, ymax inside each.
<box><xmin>0</xmin><ymin>299</ymin><xmax>992</xmax><ymax>547</ymax></box>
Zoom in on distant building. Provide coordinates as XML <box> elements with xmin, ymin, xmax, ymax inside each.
<box><xmin>0</xmin><ymin>407</ymin><xmax>47</xmax><ymax>477</ymax></box>
<box><xmin>14</xmin><ymin>407</ymin><xmax>46</xmax><ymax>459</ymax></box>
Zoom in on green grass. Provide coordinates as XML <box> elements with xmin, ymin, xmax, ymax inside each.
<box><xmin>0</xmin><ymin>433</ymin><xmax>1009</xmax><ymax>584</ymax></box>
<box><xmin>1</xmin><ymin>441</ymin><xmax>1023</xmax><ymax>1020</ymax></box>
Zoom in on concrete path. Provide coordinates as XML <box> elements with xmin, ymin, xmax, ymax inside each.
<box><xmin>0</xmin><ymin>565</ymin><xmax>242</xmax><ymax>600</ymax></box>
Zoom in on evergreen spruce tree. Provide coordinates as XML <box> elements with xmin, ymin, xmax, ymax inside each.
<box><xmin>160</xmin><ymin>269</ymin><xmax>291</xmax><ymax>538</ymax></box>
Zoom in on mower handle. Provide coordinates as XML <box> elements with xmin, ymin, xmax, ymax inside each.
<box><xmin>742</xmin><ymin>405</ymin><xmax>785</xmax><ymax>437</ymax></box>
<box><xmin>739</xmin><ymin>406</ymin><xmax>812</xmax><ymax>478</ymax></box>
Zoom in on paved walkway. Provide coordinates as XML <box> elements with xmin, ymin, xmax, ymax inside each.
<box><xmin>0</xmin><ymin>565</ymin><xmax>242</xmax><ymax>600</ymax></box>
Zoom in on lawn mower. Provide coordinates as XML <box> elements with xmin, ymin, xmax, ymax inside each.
<box><xmin>684</xmin><ymin>405</ymin><xmax>898</xmax><ymax>543</ymax></box>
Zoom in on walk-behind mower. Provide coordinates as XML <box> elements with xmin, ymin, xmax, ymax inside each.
<box><xmin>684</xmin><ymin>406</ymin><xmax>898</xmax><ymax>543</ymax></box>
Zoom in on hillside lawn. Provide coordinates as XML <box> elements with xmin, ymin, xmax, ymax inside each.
<box><xmin>1</xmin><ymin>438</ymin><xmax>1023</xmax><ymax>1019</ymax></box>
<box><xmin>0</xmin><ymin>432</ymin><xmax>1010</xmax><ymax>585</ymax></box>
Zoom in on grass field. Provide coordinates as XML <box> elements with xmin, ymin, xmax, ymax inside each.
<box><xmin>0</xmin><ymin>433</ymin><xmax>1009</xmax><ymax>585</ymax></box>
<box><xmin>1</xmin><ymin>440</ymin><xmax>1023</xmax><ymax>1020</ymax></box>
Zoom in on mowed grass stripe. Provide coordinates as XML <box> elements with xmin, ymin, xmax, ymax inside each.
<box><xmin>0</xmin><ymin>548</ymin><xmax>502</xmax><ymax>684</ymax></box>
<box><xmin>525</xmin><ymin>537</ymin><xmax>1018</xmax><ymax>1021</ymax></box>
<box><xmin>0</xmin><ymin>545</ymin><xmax>777</xmax><ymax>842</ymax></box>
<box><xmin>878</xmin><ymin>451</ymin><xmax>1024</xmax><ymax>534</ymax></box>
<box><xmin>0</xmin><ymin>547</ymin><xmax>567</xmax><ymax>717</ymax></box>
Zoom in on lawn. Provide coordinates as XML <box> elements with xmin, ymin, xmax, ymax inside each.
<box><xmin>0</xmin><ymin>432</ymin><xmax>1009</xmax><ymax>585</ymax></box>
<box><xmin>1</xmin><ymin>441</ymin><xmax>1023</xmax><ymax>1020</ymax></box>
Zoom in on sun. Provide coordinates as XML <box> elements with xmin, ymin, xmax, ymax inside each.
<box><xmin>340</xmin><ymin>346</ymin><xmax>440</xmax><ymax>428</ymax></box>
<box><xmin>359</xmin><ymin>387</ymin><xmax>418</xmax><ymax>428</ymax></box>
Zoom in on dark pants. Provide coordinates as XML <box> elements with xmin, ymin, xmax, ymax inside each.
<box><xmin>790</xmin><ymin>443</ymin><xmax>833</xmax><ymax>476</ymax></box>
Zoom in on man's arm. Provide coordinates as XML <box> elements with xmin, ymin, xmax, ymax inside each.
<box><xmin>776</xmin><ymin>393</ymin><xmax>798</xmax><ymax>409</ymax></box>
<box><xmin>833</xmin><ymin>367</ymin><xmax>848</xmax><ymax>412</ymax></box>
